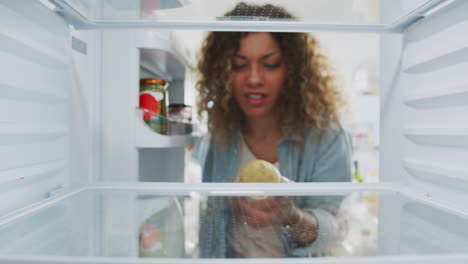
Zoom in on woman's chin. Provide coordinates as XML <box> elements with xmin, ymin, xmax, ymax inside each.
<box><xmin>243</xmin><ymin>110</ymin><xmax>274</xmax><ymax>119</ymax></box>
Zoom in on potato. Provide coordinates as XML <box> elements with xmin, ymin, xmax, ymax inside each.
<box><xmin>240</xmin><ymin>159</ymin><xmax>281</xmax><ymax>183</ymax></box>
<box><xmin>239</xmin><ymin>160</ymin><xmax>281</xmax><ymax>200</ymax></box>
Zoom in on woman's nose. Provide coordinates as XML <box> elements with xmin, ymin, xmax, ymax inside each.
<box><xmin>246</xmin><ymin>65</ymin><xmax>263</xmax><ymax>87</ymax></box>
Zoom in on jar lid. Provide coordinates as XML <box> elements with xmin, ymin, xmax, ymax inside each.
<box><xmin>140</xmin><ymin>78</ymin><xmax>167</xmax><ymax>85</ymax></box>
<box><xmin>169</xmin><ymin>103</ymin><xmax>191</xmax><ymax>108</ymax></box>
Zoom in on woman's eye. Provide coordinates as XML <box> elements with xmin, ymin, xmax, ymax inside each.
<box><xmin>232</xmin><ymin>64</ymin><xmax>247</xmax><ymax>71</ymax></box>
<box><xmin>264</xmin><ymin>63</ymin><xmax>281</xmax><ymax>69</ymax></box>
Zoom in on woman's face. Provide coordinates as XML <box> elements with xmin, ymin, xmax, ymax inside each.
<box><xmin>231</xmin><ymin>32</ymin><xmax>287</xmax><ymax>120</ymax></box>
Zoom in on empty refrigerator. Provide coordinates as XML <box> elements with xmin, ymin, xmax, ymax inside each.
<box><xmin>1</xmin><ymin>0</ymin><xmax>468</xmax><ymax>263</ymax></box>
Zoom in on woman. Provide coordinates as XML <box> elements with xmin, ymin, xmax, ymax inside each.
<box><xmin>192</xmin><ymin>2</ymin><xmax>352</xmax><ymax>258</ymax></box>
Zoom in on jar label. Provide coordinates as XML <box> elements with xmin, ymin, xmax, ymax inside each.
<box><xmin>140</xmin><ymin>91</ymin><xmax>164</xmax><ymax>120</ymax></box>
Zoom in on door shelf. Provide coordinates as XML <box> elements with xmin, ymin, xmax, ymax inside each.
<box><xmin>134</xmin><ymin>108</ymin><xmax>197</xmax><ymax>149</ymax></box>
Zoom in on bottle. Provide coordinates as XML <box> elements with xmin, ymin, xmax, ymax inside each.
<box><xmin>167</xmin><ymin>104</ymin><xmax>192</xmax><ymax>135</ymax></box>
<box><xmin>139</xmin><ymin>78</ymin><xmax>168</xmax><ymax>135</ymax></box>
<box><xmin>353</xmin><ymin>161</ymin><xmax>363</xmax><ymax>182</ymax></box>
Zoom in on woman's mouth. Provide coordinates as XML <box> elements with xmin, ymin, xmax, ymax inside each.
<box><xmin>245</xmin><ymin>93</ymin><xmax>267</xmax><ymax>106</ymax></box>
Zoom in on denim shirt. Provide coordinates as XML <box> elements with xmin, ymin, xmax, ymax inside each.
<box><xmin>192</xmin><ymin>127</ymin><xmax>353</xmax><ymax>258</ymax></box>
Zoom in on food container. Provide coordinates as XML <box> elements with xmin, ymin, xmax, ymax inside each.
<box><xmin>139</xmin><ymin>78</ymin><xmax>168</xmax><ymax>135</ymax></box>
<box><xmin>138</xmin><ymin>197</ymin><xmax>185</xmax><ymax>258</ymax></box>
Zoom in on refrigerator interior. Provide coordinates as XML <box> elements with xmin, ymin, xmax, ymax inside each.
<box><xmin>1</xmin><ymin>0</ymin><xmax>468</xmax><ymax>263</ymax></box>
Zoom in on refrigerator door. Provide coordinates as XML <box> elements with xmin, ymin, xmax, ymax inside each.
<box><xmin>380</xmin><ymin>0</ymin><xmax>468</xmax><ymax>256</ymax></box>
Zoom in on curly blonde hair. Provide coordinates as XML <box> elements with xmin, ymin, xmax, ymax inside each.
<box><xmin>196</xmin><ymin>2</ymin><xmax>345</xmax><ymax>146</ymax></box>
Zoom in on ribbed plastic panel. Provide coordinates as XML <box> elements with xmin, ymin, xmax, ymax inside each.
<box><xmin>389</xmin><ymin>0</ymin><xmax>468</xmax><ymax>211</ymax></box>
<box><xmin>0</xmin><ymin>1</ymin><xmax>71</xmax><ymax>216</ymax></box>
<box><xmin>399</xmin><ymin>202</ymin><xmax>468</xmax><ymax>254</ymax></box>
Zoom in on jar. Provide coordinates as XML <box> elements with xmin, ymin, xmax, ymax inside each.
<box><xmin>139</xmin><ymin>78</ymin><xmax>168</xmax><ymax>135</ymax></box>
<box><xmin>167</xmin><ymin>104</ymin><xmax>192</xmax><ymax>135</ymax></box>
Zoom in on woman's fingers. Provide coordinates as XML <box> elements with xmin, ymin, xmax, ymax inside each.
<box><xmin>239</xmin><ymin>200</ymin><xmax>275</xmax><ymax>229</ymax></box>
<box><xmin>242</xmin><ymin>197</ymin><xmax>280</xmax><ymax>211</ymax></box>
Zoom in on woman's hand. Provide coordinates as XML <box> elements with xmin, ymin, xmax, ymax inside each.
<box><xmin>231</xmin><ymin>176</ymin><xmax>298</xmax><ymax>229</ymax></box>
<box><xmin>231</xmin><ymin>176</ymin><xmax>319</xmax><ymax>245</ymax></box>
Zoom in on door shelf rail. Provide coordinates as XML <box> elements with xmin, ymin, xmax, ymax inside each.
<box><xmin>403</xmin><ymin>127</ymin><xmax>468</xmax><ymax>149</ymax></box>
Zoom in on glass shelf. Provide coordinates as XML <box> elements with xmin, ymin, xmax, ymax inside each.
<box><xmin>50</xmin><ymin>0</ymin><xmax>456</xmax><ymax>32</ymax></box>
<box><xmin>1</xmin><ymin>184</ymin><xmax>467</xmax><ymax>260</ymax></box>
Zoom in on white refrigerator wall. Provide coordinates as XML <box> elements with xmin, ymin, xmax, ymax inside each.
<box><xmin>380</xmin><ymin>0</ymin><xmax>468</xmax><ymax>255</ymax></box>
<box><xmin>400</xmin><ymin>0</ymin><xmax>468</xmax><ymax>210</ymax></box>
<box><xmin>0</xmin><ymin>1</ymin><xmax>100</xmax><ymax>216</ymax></box>
<box><xmin>381</xmin><ymin>0</ymin><xmax>468</xmax><ymax>211</ymax></box>
<box><xmin>0</xmin><ymin>1</ymin><xmax>67</xmax><ymax>215</ymax></box>
<box><xmin>100</xmin><ymin>29</ymin><xmax>139</xmax><ymax>182</ymax></box>
<box><xmin>69</xmin><ymin>29</ymin><xmax>102</xmax><ymax>187</ymax></box>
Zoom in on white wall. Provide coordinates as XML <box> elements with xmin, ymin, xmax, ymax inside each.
<box><xmin>70</xmin><ymin>29</ymin><xmax>102</xmax><ymax>187</ymax></box>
